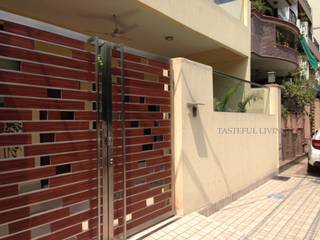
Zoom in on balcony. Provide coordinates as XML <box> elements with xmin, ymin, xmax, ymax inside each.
<box><xmin>251</xmin><ymin>10</ymin><xmax>299</xmax><ymax>78</ymax></box>
<box><xmin>298</xmin><ymin>0</ymin><xmax>312</xmax><ymax>22</ymax></box>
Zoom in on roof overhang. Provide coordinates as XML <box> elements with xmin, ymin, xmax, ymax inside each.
<box><xmin>0</xmin><ymin>0</ymin><xmax>240</xmax><ymax>64</ymax></box>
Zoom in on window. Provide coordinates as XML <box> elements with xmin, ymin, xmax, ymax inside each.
<box><xmin>276</xmin><ymin>27</ymin><xmax>296</xmax><ymax>49</ymax></box>
<box><xmin>289</xmin><ymin>9</ymin><xmax>297</xmax><ymax>25</ymax></box>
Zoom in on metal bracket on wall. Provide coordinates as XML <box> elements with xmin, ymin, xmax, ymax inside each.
<box><xmin>187</xmin><ymin>102</ymin><xmax>205</xmax><ymax>117</ymax></box>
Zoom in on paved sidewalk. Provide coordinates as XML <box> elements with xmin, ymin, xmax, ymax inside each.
<box><xmin>143</xmin><ymin>168</ymin><xmax>320</xmax><ymax>239</ymax></box>
<box><xmin>280</xmin><ymin>158</ymin><xmax>320</xmax><ymax>179</ymax></box>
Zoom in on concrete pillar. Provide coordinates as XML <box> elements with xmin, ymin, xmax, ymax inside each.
<box><xmin>266</xmin><ymin>84</ymin><xmax>281</xmax><ymax>168</ymax></box>
<box><xmin>171</xmin><ymin>57</ymin><xmax>213</xmax><ymax>216</ymax></box>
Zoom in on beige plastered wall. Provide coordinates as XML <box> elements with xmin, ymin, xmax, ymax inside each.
<box><xmin>171</xmin><ymin>58</ymin><xmax>281</xmax><ymax>215</ymax></box>
<box><xmin>137</xmin><ymin>0</ymin><xmax>250</xmax><ymax>57</ymax></box>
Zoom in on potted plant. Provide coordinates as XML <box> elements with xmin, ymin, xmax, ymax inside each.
<box><xmin>251</xmin><ymin>0</ymin><xmax>272</xmax><ymax>14</ymax></box>
<box><xmin>237</xmin><ymin>94</ymin><xmax>262</xmax><ymax>113</ymax></box>
<box><xmin>214</xmin><ymin>83</ymin><xmax>240</xmax><ymax>112</ymax></box>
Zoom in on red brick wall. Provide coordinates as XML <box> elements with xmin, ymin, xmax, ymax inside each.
<box><xmin>0</xmin><ymin>20</ymin><xmax>98</xmax><ymax>239</ymax></box>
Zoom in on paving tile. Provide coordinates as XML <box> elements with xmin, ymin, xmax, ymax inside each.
<box><xmin>140</xmin><ymin>173</ymin><xmax>320</xmax><ymax>240</ymax></box>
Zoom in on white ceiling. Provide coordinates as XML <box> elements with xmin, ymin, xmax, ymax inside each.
<box><xmin>0</xmin><ymin>0</ymin><xmax>226</xmax><ymax>59</ymax></box>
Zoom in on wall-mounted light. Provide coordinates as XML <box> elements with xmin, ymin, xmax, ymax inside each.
<box><xmin>267</xmin><ymin>72</ymin><xmax>276</xmax><ymax>83</ymax></box>
<box><xmin>187</xmin><ymin>102</ymin><xmax>205</xmax><ymax>117</ymax></box>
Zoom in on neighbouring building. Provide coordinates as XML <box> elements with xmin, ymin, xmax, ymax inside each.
<box><xmin>251</xmin><ymin>0</ymin><xmax>320</xmax><ymax>165</ymax></box>
<box><xmin>0</xmin><ymin>1</ymin><xmax>281</xmax><ymax>239</ymax></box>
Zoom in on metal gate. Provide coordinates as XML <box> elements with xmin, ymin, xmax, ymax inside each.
<box><xmin>0</xmin><ymin>11</ymin><xmax>174</xmax><ymax>240</ymax></box>
<box><xmin>102</xmin><ymin>45</ymin><xmax>174</xmax><ymax>239</ymax></box>
<box><xmin>0</xmin><ymin>14</ymin><xmax>101</xmax><ymax>240</ymax></box>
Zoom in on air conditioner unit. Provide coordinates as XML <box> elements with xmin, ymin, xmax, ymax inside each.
<box><xmin>300</xmin><ymin>21</ymin><xmax>309</xmax><ymax>39</ymax></box>
<box><xmin>296</xmin><ymin>19</ymin><xmax>300</xmax><ymax>29</ymax></box>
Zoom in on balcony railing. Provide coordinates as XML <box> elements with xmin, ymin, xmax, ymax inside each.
<box><xmin>289</xmin><ymin>9</ymin><xmax>297</xmax><ymax>25</ymax></box>
<box><xmin>213</xmin><ymin>71</ymin><xmax>270</xmax><ymax>114</ymax></box>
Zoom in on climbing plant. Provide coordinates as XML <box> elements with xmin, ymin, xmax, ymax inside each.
<box><xmin>281</xmin><ymin>77</ymin><xmax>317</xmax><ymax>116</ymax></box>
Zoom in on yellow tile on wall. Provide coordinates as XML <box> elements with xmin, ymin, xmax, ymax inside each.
<box><xmin>80</xmin><ymin>82</ymin><xmax>92</xmax><ymax>91</ymax></box>
<box><xmin>112</xmin><ymin>59</ymin><xmax>119</xmax><ymax>68</ymax></box>
<box><xmin>84</xmin><ymin>43</ymin><xmax>95</xmax><ymax>53</ymax></box>
<box><xmin>144</xmin><ymin>73</ymin><xmax>159</xmax><ymax>82</ymax></box>
<box><xmin>31</xmin><ymin>133</ymin><xmax>40</xmax><ymax>144</ymax></box>
<box><xmin>84</xmin><ymin>101</ymin><xmax>92</xmax><ymax>111</ymax></box>
<box><xmin>112</xmin><ymin>76</ymin><xmax>118</xmax><ymax>84</ymax></box>
<box><xmin>32</xmin><ymin>110</ymin><xmax>40</xmax><ymax>121</ymax></box>
<box><xmin>140</xmin><ymin>58</ymin><xmax>148</xmax><ymax>65</ymax></box>
<box><xmin>34</xmin><ymin>41</ymin><xmax>72</xmax><ymax>57</ymax></box>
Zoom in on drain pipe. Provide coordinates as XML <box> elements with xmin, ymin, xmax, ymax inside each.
<box><xmin>88</xmin><ymin>36</ymin><xmax>103</xmax><ymax>240</ymax></box>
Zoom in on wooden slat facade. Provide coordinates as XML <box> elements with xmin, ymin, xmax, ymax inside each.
<box><xmin>0</xmin><ymin>16</ymin><xmax>173</xmax><ymax>239</ymax></box>
<box><xmin>0</xmin><ymin>19</ymin><xmax>98</xmax><ymax>240</ymax></box>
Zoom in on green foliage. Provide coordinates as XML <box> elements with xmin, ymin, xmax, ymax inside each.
<box><xmin>281</xmin><ymin>77</ymin><xmax>317</xmax><ymax>115</ymax></box>
<box><xmin>281</xmin><ymin>106</ymin><xmax>290</xmax><ymax>119</ymax></box>
<box><xmin>214</xmin><ymin>82</ymin><xmax>240</xmax><ymax>112</ymax></box>
<box><xmin>237</xmin><ymin>94</ymin><xmax>262</xmax><ymax>113</ymax></box>
<box><xmin>251</xmin><ymin>0</ymin><xmax>272</xmax><ymax>14</ymax></box>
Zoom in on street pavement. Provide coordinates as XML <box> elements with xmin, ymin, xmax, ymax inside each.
<box><xmin>142</xmin><ymin>158</ymin><xmax>320</xmax><ymax>240</ymax></box>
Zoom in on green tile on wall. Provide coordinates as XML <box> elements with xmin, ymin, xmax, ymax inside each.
<box><xmin>0</xmin><ymin>58</ymin><xmax>20</xmax><ymax>71</ymax></box>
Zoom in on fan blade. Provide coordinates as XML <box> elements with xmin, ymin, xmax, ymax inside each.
<box><xmin>112</xmin><ymin>14</ymin><xmax>119</xmax><ymax>29</ymax></box>
<box><xmin>115</xmin><ymin>10</ymin><xmax>139</xmax><ymax>30</ymax></box>
<box><xmin>84</xmin><ymin>30</ymin><xmax>131</xmax><ymax>42</ymax></box>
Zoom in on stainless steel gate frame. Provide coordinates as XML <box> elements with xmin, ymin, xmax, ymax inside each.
<box><xmin>100</xmin><ymin>43</ymin><xmax>175</xmax><ymax>240</ymax></box>
<box><xmin>1</xmin><ymin>10</ymin><xmax>174</xmax><ymax>240</ymax></box>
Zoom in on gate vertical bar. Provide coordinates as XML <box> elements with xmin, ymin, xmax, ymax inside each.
<box><xmin>120</xmin><ymin>45</ymin><xmax>127</xmax><ymax>240</ymax></box>
<box><xmin>88</xmin><ymin>36</ymin><xmax>104</xmax><ymax>240</ymax></box>
<box><xmin>95</xmin><ymin>38</ymin><xmax>102</xmax><ymax>240</ymax></box>
<box><xmin>101</xmin><ymin>43</ymin><xmax>114</xmax><ymax>240</ymax></box>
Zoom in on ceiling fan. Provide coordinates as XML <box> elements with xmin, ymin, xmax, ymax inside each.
<box><xmin>85</xmin><ymin>14</ymin><xmax>138</xmax><ymax>42</ymax></box>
